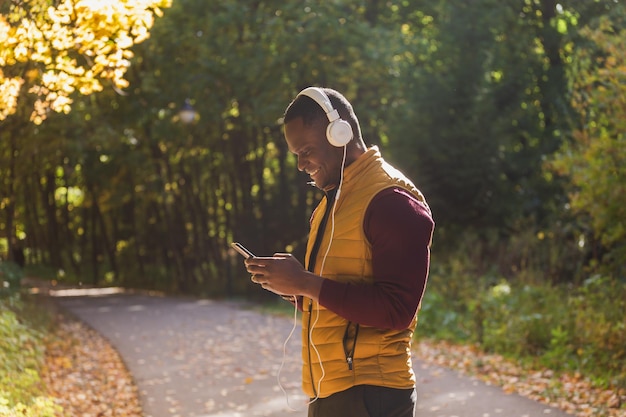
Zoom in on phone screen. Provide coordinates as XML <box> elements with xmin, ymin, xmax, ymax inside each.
<box><xmin>231</xmin><ymin>242</ymin><xmax>255</xmax><ymax>259</ymax></box>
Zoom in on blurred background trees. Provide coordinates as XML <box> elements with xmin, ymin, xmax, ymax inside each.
<box><xmin>1</xmin><ymin>0</ymin><xmax>624</xmax><ymax>294</ymax></box>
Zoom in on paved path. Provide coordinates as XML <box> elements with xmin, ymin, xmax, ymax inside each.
<box><xmin>50</xmin><ymin>288</ymin><xmax>574</xmax><ymax>417</ymax></box>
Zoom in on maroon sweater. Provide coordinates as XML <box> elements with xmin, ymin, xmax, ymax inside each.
<box><xmin>317</xmin><ymin>187</ymin><xmax>434</xmax><ymax>330</ymax></box>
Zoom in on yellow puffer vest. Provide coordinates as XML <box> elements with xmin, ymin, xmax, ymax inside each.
<box><xmin>301</xmin><ymin>146</ymin><xmax>429</xmax><ymax>398</ymax></box>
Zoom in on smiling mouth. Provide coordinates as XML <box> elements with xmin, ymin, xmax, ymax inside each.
<box><xmin>307</xmin><ymin>168</ymin><xmax>320</xmax><ymax>177</ymax></box>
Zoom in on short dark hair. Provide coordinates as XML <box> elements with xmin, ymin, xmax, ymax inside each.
<box><xmin>284</xmin><ymin>87</ymin><xmax>361</xmax><ymax>139</ymax></box>
<box><xmin>283</xmin><ymin>91</ymin><xmax>326</xmax><ymax>127</ymax></box>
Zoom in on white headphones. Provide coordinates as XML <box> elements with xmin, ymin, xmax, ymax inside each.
<box><xmin>296</xmin><ymin>87</ymin><xmax>354</xmax><ymax>147</ymax></box>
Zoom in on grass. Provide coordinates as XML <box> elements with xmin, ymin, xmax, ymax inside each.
<box><xmin>0</xmin><ymin>293</ymin><xmax>62</xmax><ymax>417</ymax></box>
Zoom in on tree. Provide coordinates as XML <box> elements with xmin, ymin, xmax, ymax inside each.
<box><xmin>0</xmin><ymin>0</ymin><xmax>171</xmax><ymax>124</ymax></box>
<box><xmin>0</xmin><ymin>0</ymin><xmax>170</xmax><ymax>266</ymax></box>
<box><xmin>1</xmin><ymin>0</ymin><xmax>412</xmax><ymax>293</ymax></box>
<box><xmin>98</xmin><ymin>0</ymin><xmax>409</xmax><ymax>293</ymax></box>
<box><xmin>551</xmin><ymin>4</ymin><xmax>626</xmax><ymax>276</ymax></box>
<box><xmin>387</xmin><ymin>0</ymin><xmax>575</xmax><ymax>234</ymax></box>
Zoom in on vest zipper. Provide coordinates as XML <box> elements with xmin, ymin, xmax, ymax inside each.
<box><xmin>343</xmin><ymin>322</ymin><xmax>360</xmax><ymax>371</ymax></box>
<box><xmin>306</xmin><ymin>299</ymin><xmax>317</xmax><ymax>397</ymax></box>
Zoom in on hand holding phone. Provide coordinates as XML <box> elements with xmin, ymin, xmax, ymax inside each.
<box><xmin>231</xmin><ymin>242</ymin><xmax>255</xmax><ymax>259</ymax></box>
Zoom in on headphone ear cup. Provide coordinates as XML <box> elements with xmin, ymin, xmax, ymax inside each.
<box><xmin>327</xmin><ymin>119</ymin><xmax>353</xmax><ymax>147</ymax></box>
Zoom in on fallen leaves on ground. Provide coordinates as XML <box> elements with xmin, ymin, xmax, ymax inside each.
<box><xmin>43</xmin><ymin>315</ymin><xmax>142</xmax><ymax>417</ymax></box>
<box><xmin>415</xmin><ymin>338</ymin><xmax>626</xmax><ymax>417</ymax></box>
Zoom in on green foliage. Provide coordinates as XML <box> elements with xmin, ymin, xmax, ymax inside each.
<box><xmin>0</xmin><ymin>296</ymin><xmax>62</xmax><ymax>416</ymax></box>
<box><xmin>416</xmin><ymin>291</ymin><xmax>468</xmax><ymax>341</ymax></box>
<box><xmin>0</xmin><ymin>262</ymin><xmax>23</xmax><ymax>297</ymax></box>
<box><xmin>569</xmin><ymin>276</ymin><xmax>626</xmax><ymax>387</ymax></box>
<box><xmin>479</xmin><ymin>283</ymin><xmax>569</xmax><ymax>357</ymax></box>
<box><xmin>551</xmin><ymin>2</ymin><xmax>626</xmax><ymax>277</ymax></box>
<box><xmin>0</xmin><ymin>396</ymin><xmax>60</xmax><ymax>417</ymax></box>
<box><xmin>419</xmin><ymin>239</ymin><xmax>626</xmax><ymax>388</ymax></box>
<box><xmin>389</xmin><ymin>0</ymin><xmax>571</xmax><ymax>232</ymax></box>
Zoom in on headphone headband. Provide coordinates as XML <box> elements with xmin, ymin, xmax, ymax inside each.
<box><xmin>297</xmin><ymin>87</ymin><xmax>339</xmax><ymax>122</ymax></box>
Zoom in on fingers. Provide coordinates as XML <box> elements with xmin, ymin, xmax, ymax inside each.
<box><xmin>244</xmin><ymin>256</ymin><xmax>272</xmax><ymax>267</ymax></box>
<box><xmin>244</xmin><ymin>255</ymin><xmax>285</xmax><ymax>272</ymax></box>
<box><xmin>243</xmin><ymin>256</ymin><xmax>273</xmax><ymax>290</ymax></box>
<box><xmin>244</xmin><ymin>254</ymin><xmax>300</xmax><ymax>295</ymax></box>
<box><xmin>245</xmin><ymin>259</ymin><xmax>267</xmax><ymax>275</ymax></box>
<box><xmin>250</xmin><ymin>273</ymin><xmax>277</xmax><ymax>294</ymax></box>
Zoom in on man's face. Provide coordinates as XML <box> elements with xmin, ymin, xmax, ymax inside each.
<box><xmin>284</xmin><ymin>117</ymin><xmax>342</xmax><ymax>192</ymax></box>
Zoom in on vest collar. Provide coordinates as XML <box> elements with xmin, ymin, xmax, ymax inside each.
<box><xmin>342</xmin><ymin>146</ymin><xmax>381</xmax><ymax>189</ymax></box>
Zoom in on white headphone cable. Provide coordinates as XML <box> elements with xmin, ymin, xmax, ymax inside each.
<box><xmin>277</xmin><ymin>145</ymin><xmax>348</xmax><ymax>409</ymax></box>
<box><xmin>277</xmin><ymin>296</ymin><xmax>301</xmax><ymax>411</ymax></box>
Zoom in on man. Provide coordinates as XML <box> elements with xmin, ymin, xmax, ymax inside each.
<box><xmin>245</xmin><ymin>87</ymin><xmax>434</xmax><ymax>417</ymax></box>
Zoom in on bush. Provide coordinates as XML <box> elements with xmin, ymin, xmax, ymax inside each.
<box><xmin>479</xmin><ymin>283</ymin><xmax>571</xmax><ymax>358</ymax></box>
<box><xmin>418</xmin><ymin>261</ymin><xmax>626</xmax><ymax>390</ymax></box>
<box><xmin>0</xmin><ymin>296</ymin><xmax>62</xmax><ymax>416</ymax></box>
<box><xmin>0</xmin><ymin>262</ymin><xmax>23</xmax><ymax>298</ymax></box>
<box><xmin>569</xmin><ymin>276</ymin><xmax>626</xmax><ymax>387</ymax></box>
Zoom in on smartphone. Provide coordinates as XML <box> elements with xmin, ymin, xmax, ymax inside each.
<box><xmin>231</xmin><ymin>242</ymin><xmax>255</xmax><ymax>259</ymax></box>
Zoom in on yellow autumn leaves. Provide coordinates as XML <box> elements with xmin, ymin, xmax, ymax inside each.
<box><xmin>0</xmin><ymin>0</ymin><xmax>171</xmax><ymax>124</ymax></box>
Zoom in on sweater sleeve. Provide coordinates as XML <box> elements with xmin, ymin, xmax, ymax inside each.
<box><xmin>318</xmin><ymin>187</ymin><xmax>434</xmax><ymax>329</ymax></box>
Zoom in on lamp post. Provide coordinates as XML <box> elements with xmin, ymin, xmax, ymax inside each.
<box><xmin>179</xmin><ymin>99</ymin><xmax>196</xmax><ymax>124</ymax></box>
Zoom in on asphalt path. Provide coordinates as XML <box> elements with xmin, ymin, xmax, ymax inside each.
<box><xmin>50</xmin><ymin>288</ymin><xmax>574</xmax><ymax>417</ymax></box>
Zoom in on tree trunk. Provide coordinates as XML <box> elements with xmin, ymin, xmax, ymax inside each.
<box><xmin>5</xmin><ymin>135</ymin><xmax>16</xmax><ymax>264</ymax></box>
<box><xmin>43</xmin><ymin>171</ymin><xmax>63</xmax><ymax>269</ymax></box>
<box><xmin>91</xmin><ymin>194</ymin><xmax>99</xmax><ymax>285</ymax></box>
